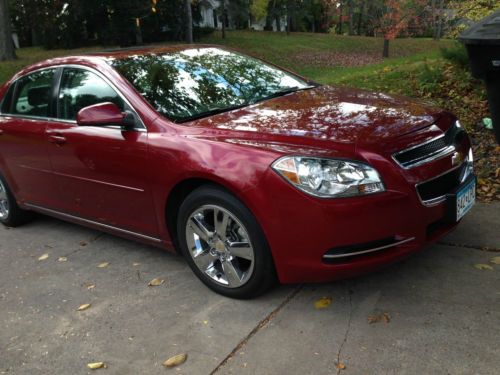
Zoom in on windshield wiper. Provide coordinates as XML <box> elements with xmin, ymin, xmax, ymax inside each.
<box><xmin>174</xmin><ymin>103</ymin><xmax>249</xmax><ymax>123</ymax></box>
<box><xmin>251</xmin><ymin>86</ymin><xmax>315</xmax><ymax>105</ymax></box>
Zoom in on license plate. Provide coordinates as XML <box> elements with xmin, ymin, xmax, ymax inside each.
<box><xmin>456</xmin><ymin>178</ymin><xmax>476</xmax><ymax>221</ymax></box>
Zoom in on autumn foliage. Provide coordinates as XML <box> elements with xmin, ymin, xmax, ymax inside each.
<box><xmin>377</xmin><ymin>0</ymin><xmax>428</xmax><ymax>41</ymax></box>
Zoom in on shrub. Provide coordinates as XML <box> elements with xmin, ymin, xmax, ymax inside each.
<box><xmin>440</xmin><ymin>42</ymin><xmax>469</xmax><ymax>69</ymax></box>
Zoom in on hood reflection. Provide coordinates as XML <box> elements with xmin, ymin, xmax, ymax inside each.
<box><xmin>193</xmin><ymin>86</ymin><xmax>440</xmax><ymax>145</ymax></box>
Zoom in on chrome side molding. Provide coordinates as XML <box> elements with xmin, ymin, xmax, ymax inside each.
<box><xmin>24</xmin><ymin>203</ymin><xmax>162</xmax><ymax>243</ymax></box>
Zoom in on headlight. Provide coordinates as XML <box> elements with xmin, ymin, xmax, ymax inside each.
<box><xmin>272</xmin><ymin>156</ymin><xmax>385</xmax><ymax>198</ymax></box>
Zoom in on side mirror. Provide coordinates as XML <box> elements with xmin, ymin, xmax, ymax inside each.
<box><xmin>76</xmin><ymin>102</ymin><xmax>136</xmax><ymax>130</ymax></box>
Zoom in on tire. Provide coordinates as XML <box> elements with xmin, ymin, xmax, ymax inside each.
<box><xmin>0</xmin><ymin>173</ymin><xmax>33</xmax><ymax>227</ymax></box>
<box><xmin>177</xmin><ymin>185</ymin><xmax>276</xmax><ymax>299</ymax></box>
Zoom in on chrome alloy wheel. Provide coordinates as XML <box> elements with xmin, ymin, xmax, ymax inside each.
<box><xmin>185</xmin><ymin>205</ymin><xmax>255</xmax><ymax>288</ymax></box>
<box><xmin>0</xmin><ymin>179</ymin><xmax>10</xmax><ymax>220</ymax></box>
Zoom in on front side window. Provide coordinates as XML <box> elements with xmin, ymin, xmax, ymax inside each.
<box><xmin>4</xmin><ymin>69</ymin><xmax>55</xmax><ymax>118</ymax></box>
<box><xmin>58</xmin><ymin>68</ymin><xmax>125</xmax><ymax>121</ymax></box>
<box><xmin>108</xmin><ymin>47</ymin><xmax>313</xmax><ymax>122</ymax></box>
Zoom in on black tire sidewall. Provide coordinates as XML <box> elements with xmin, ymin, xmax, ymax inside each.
<box><xmin>177</xmin><ymin>185</ymin><xmax>276</xmax><ymax>299</ymax></box>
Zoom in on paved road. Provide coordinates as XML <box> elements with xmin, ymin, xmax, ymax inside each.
<box><xmin>1</xmin><ymin>203</ymin><xmax>499</xmax><ymax>375</ymax></box>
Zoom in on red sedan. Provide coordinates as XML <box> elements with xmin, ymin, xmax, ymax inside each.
<box><xmin>0</xmin><ymin>46</ymin><xmax>475</xmax><ymax>298</ymax></box>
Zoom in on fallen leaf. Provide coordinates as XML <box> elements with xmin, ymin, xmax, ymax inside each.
<box><xmin>163</xmin><ymin>353</ymin><xmax>187</xmax><ymax>368</ymax></box>
<box><xmin>148</xmin><ymin>278</ymin><xmax>165</xmax><ymax>287</ymax></box>
<box><xmin>97</xmin><ymin>262</ymin><xmax>109</xmax><ymax>268</ymax></box>
<box><xmin>87</xmin><ymin>362</ymin><xmax>106</xmax><ymax>370</ymax></box>
<box><xmin>77</xmin><ymin>303</ymin><xmax>91</xmax><ymax>311</ymax></box>
<box><xmin>474</xmin><ymin>263</ymin><xmax>493</xmax><ymax>270</ymax></box>
<box><xmin>79</xmin><ymin>241</ymin><xmax>88</xmax><ymax>247</ymax></box>
<box><xmin>490</xmin><ymin>257</ymin><xmax>500</xmax><ymax>265</ymax></box>
<box><xmin>336</xmin><ymin>362</ymin><xmax>346</xmax><ymax>370</ymax></box>
<box><xmin>38</xmin><ymin>254</ymin><xmax>49</xmax><ymax>261</ymax></box>
<box><xmin>132</xmin><ymin>262</ymin><xmax>141</xmax><ymax>266</ymax></box>
<box><xmin>86</xmin><ymin>283</ymin><xmax>96</xmax><ymax>290</ymax></box>
<box><xmin>368</xmin><ymin>312</ymin><xmax>391</xmax><ymax>324</ymax></box>
<box><xmin>58</xmin><ymin>257</ymin><xmax>68</xmax><ymax>262</ymax></box>
<box><xmin>203</xmin><ymin>320</ymin><xmax>208</xmax><ymax>325</ymax></box>
<box><xmin>314</xmin><ymin>297</ymin><xmax>332</xmax><ymax>309</ymax></box>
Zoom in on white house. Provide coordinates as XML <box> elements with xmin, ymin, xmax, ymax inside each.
<box><xmin>196</xmin><ymin>0</ymin><xmax>286</xmax><ymax>32</ymax></box>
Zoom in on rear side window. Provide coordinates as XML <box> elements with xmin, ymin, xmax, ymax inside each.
<box><xmin>58</xmin><ymin>68</ymin><xmax>125</xmax><ymax>120</ymax></box>
<box><xmin>5</xmin><ymin>69</ymin><xmax>55</xmax><ymax>118</ymax></box>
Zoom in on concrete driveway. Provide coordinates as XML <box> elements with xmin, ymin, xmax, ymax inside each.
<box><xmin>1</xmin><ymin>203</ymin><xmax>499</xmax><ymax>375</ymax></box>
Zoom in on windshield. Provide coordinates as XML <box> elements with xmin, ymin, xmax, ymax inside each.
<box><xmin>108</xmin><ymin>47</ymin><xmax>313</xmax><ymax>122</ymax></box>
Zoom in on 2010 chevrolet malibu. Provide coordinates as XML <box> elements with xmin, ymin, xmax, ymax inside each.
<box><xmin>0</xmin><ymin>46</ymin><xmax>476</xmax><ymax>298</ymax></box>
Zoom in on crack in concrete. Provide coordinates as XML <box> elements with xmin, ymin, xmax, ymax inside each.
<box><xmin>62</xmin><ymin>233</ymin><xmax>105</xmax><ymax>258</ymax></box>
<box><xmin>209</xmin><ymin>285</ymin><xmax>303</xmax><ymax>375</ymax></box>
<box><xmin>437</xmin><ymin>241</ymin><xmax>500</xmax><ymax>252</ymax></box>
<box><xmin>336</xmin><ymin>285</ymin><xmax>353</xmax><ymax>374</ymax></box>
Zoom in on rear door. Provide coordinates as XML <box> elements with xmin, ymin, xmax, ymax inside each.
<box><xmin>45</xmin><ymin>66</ymin><xmax>159</xmax><ymax>238</ymax></box>
<box><xmin>0</xmin><ymin>69</ymin><xmax>59</xmax><ymax>207</ymax></box>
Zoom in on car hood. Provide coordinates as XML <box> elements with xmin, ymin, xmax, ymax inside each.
<box><xmin>190</xmin><ymin>85</ymin><xmax>442</xmax><ymax>146</ymax></box>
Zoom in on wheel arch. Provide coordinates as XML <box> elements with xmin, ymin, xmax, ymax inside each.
<box><xmin>165</xmin><ymin>177</ymin><xmax>245</xmax><ymax>253</ymax></box>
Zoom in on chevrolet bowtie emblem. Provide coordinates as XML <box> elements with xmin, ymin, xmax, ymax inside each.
<box><xmin>452</xmin><ymin>151</ymin><xmax>464</xmax><ymax>167</ymax></box>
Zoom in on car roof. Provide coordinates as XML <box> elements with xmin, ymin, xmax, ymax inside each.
<box><xmin>87</xmin><ymin>44</ymin><xmax>221</xmax><ymax>58</ymax></box>
<box><xmin>12</xmin><ymin>44</ymin><xmax>225</xmax><ymax>81</ymax></box>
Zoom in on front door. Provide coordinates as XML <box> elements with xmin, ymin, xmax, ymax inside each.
<box><xmin>45</xmin><ymin>67</ymin><xmax>159</xmax><ymax>237</ymax></box>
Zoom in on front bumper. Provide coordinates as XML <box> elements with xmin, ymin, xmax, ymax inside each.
<box><xmin>245</xmin><ymin>147</ymin><xmax>474</xmax><ymax>284</ymax></box>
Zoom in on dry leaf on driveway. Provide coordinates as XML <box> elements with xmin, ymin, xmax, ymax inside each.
<box><xmin>132</xmin><ymin>262</ymin><xmax>141</xmax><ymax>266</ymax></box>
<box><xmin>148</xmin><ymin>278</ymin><xmax>165</xmax><ymax>287</ymax></box>
<box><xmin>368</xmin><ymin>312</ymin><xmax>391</xmax><ymax>324</ymax></box>
<box><xmin>336</xmin><ymin>362</ymin><xmax>346</xmax><ymax>370</ymax></box>
<box><xmin>79</xmin><ymin>241</ymin><xmax>88</xmax><ymax>247</ymax></box>
<box><xmin>163</xmin><ymin>353</ymin><xmax>187</xmax><ymax>368</ymax></box>
<box><xmin>314</xmin><ymin>297</ymin><xmax>332</xmax><ymax>309</ymax></box>
<box><xmin>38</xmin><ymin>254</ymin><xmax>49</xmax><ymax>261</ymax></box>
<box><xmin>58</xmin><ymin>257</ymin><xmax>68</xmax><ymax>262</ymax></box>
<box><xmin>490</xmin><ymin>257</ymin><xmax>500</xmax><ymax>265</ymax></box>
<box><xmin>87</xmin><ymin>362</ymin><xmax>106</xmax><ymax>370</ymax></box>
<box><xmin>97</xmin><ymin>262</ymin><xmax>109</xmax><ymax>268</ymax></box>
<box><xmin>85</xmin><ymin>283</ymin><xmax>96</xmax><ymax>290</ymax></box>
<box><xmin>77</xmin><ymin>303</ymin><xmax>91</xmax><ymax>311</ymax></box>
<box><xmin>474</xmin><ymin>264</ymin><xmax>494</xmax><ymax>270</ymax></box>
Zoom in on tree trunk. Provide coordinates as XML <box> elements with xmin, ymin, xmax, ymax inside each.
<box><xmin>383</xmin><ymin>39</ymin><xmax>390</xmax><ymax>58</ymax></box>
<box><xmin>431</xmin><ymin>0</ymin><xmax>437</xmax><ymax>40</ymax></box>
<box><xmin>135</xmin><ymin>18</ymin><xmax>143</xmax><ymax>45</ymax></box>
<box><xmin>221</xmin><ymin>0</ymin><xmax>226</xmax><ymax>39</ymax></box>
<box><xmin>286</xmin><ymin>4</ymin><xmax>291</xmax><ymax>35</ymax></box>
<box><xmin>0</xmin><ymin>0</ymin><xmax>16</xmax><ymax>61</ymax></box>
<box><xmin>275</xmin><ymin>14</ymin><xmax>281</xmax><ymax>32</ymax></box>
<box><xmin>184</xmin><ymin>0</ymin><xmax>193</xmax><ymax>44</ymax></box>
<box><xmin>348</xmin><ymin>0</ymin><xmax>354</xmax><ymax>35</ymax></box>
<box><xmin>436</xmin><ymin>0</ymin><xmax>444</xmax><ymax>40</ymax></box>
<box><xmin>357</xmin><ymin>0</ymin><xmax>365</xmax><ymax>36</ymax></box>
<box><xmin>337</xmin><ymin>2</ymin><xmax>343</xmax><ymax>35</ymax></box>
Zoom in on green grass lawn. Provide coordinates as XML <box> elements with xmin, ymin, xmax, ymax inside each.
<box><xmin>0</xmin><ymin>31</ymin><xmax>452</xmax><ymax>92</ymax></box>
<box><xmin>201</xmin><ymin>31</ymin><xmax>453</xmax><ymax>96</ymax></box>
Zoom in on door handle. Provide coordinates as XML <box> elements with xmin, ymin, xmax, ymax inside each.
<box><xmin>48</xmin><ymin>135</ymin><xmax>67</xmax><ymax>145</ymax></box>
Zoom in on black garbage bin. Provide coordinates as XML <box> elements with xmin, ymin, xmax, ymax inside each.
<box><xmin>460</xmin><ymin>10</ymin><xmax>500</xmax><ymax>144</ymax></box>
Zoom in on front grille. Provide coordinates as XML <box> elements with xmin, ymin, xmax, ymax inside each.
<box><xmin>416</xmin><ymin>163</ymin><xmax>467</xmax><ymax>202</ymax></box>
<box><xmin>393</xmin><ymin>124</ymin><xmax>464</xmax><ymax>168</ymax></box>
